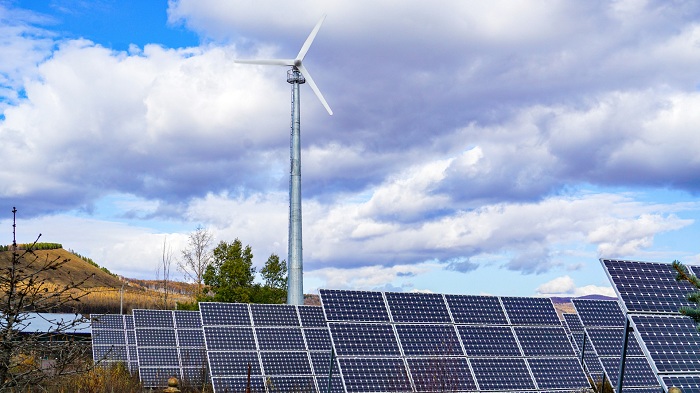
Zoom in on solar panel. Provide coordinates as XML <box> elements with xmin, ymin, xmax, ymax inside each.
<box><xmin>630</xmin><ymin>314</ymin><xmax>700</xmax><ymax>373</ymax></box>
<box><xmin>133</xmin><ymin>310</ymin><xmax>207</xmax><ymax>388</ymax></box>
<box><xmin>320</xmin><ymin>290</ymin><xmax>589</xmax><ymax>393</ymax></box>
<box><xmin>599</xmin><ymin>357</ymin><xmax>659</xmax><ymax>388</ymax></box>
<box><xmin>394</xmin><ymin>324</ymin><xmax>462</xmax><ymax>356</ymax></box>
<box><xmin>514</xmin><ymin>326</ymin><xmax>577</xmax><ymax>357</ymax></box>
<box><xmin>528</xmin><ymin>357</ymin><xmax>590</xmax><ymax>390</ymax></box>
<box><xmin>337</xmin><ymin>357</ymin><xmax>412</xmax><ymax>393</ymax></box>
<box><xmin>406</xmin><ymin>357</ymin><xmax>476</xmax><ymax>392</ymax></box>
<box><xmin>91</xmin><ymin>314</ymin><xmax>138</xmax><ymax>373</ymax></box>
<box><xmin>320</xmin><ymin>289</ymin><xmax>390</xmax><ymax>322</ymax></box>
<box><xmin>573</xmin><ymin>299</ymin><xmax>626</xmax><ymax>327</ymax></box>
<box><xmin>563</xmin><ymin>313</ymin><xmax>584</xmax><ymax>332</ymax></box>
<box><xmin>586</xmin><ymin>328</ymin><xmax>644</xmax><ymax>357</ymax></box>
<box><xmin>602</xmin><ymin>259</ymin><xmax>697</xmax><ymax>314</ymax></box>
<box><xmin>501</xmin><ymin>296</ymin><xmax>561</xmax><ymax>325</ymax></box>
<box><xmin>457</xmin><ymin>325</ymin><xmax>521</xmax><ymax>357</ymax></box>
<box><xmin>661</xmin><ymin>375</ymin><xmax>700</xmax><ymax>393</ymax></box>
<box><xmin>470</xmin><ymin>358</ymin><xmax>536</xmax><ymax>391</ymax></box>
<box><xmin>329</xmin><ymin>323</ymin><xmax>401</xmax><ymax>356</ymax></box>
<box><xmin>444</xmin><ymin>294</ymin><xmax>508</xmax><ymax>325</ymax></box>
<box><xmin>200</xmin><ymin>303</ymin><xmax>333</xmax><ymax>393</ymax></box>
<box><xmin>385</xmin><ymin>292</ymin><xmax>451</xmax><ymax>323</ymax></box>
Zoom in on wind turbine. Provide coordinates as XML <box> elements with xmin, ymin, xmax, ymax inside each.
<box><xmin>235</xmin><ymin>15</ymin><xmax>332</xmax><ymax>306</ymax></box>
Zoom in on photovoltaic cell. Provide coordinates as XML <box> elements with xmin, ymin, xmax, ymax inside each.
<box><xmin>251</xmin><ymin>303</ymin><xmax>300</xmax><ymax>326</ymax></box>
<box><xmin>385</xmin><ymin>292</ymin><xmax>451</xmax><ymax>323</ymax></box>
<box><xmin>586</xmin><ymin>328</ymin><xmax>644</xmax><ymax>357</ymax></box>
<box><xmin>406</xmin><ymin>357</ymin><xmax>476</xmax><ymax>392</ymax></box>
<box><xmin>501</xmin><ymin>296</ymin><xmax>561</xmax><ymax>325</ymax></box>
<box><xmin>444</xmin><ymin>295</ymin><xmax>508</xmax><ymax>325</ymax></box>
<box><xmin>304</xmin><ymin>327</ymin><xmax>332</xmax><ymax>351</ymax></box>
<box><xmin>470</xmin><ymin>358</ymin><xmax>536</xmax><ymax>391</ymax></box>
<box><xmin>563</xmin><ymin>313</ymin><xmax>584</xmax><ymax>332</ymax></box>
<box><xmin>255</xmin><ymin>327</ymin><xmax>306</xmax><ymax>351</ymax></box>
<box><xmin>572</xmin><ymin>299</ymin><xmax>626</xmax><ymax>327</ymax></box>
<box><xmin>260</xmin><ymin>351</ymin><xmax>312</xmax><ymax>375</ymax></box>
<box><xmin>320</xmin><ymin>289</ymin><xmax>390</xmax><ymax>322</ymax></box>
<box><xmin>208</xmin><ymin>351</ymin><xmax>261</xmax><ymax>376</ymax></box>
<box><xmin>457</xmin><ymin>325</ymin><xmax>521</xmax><ymax>357</ymax></box>
<box><xmin>338</xmin><ymin>357</ymin><xmax>412</xmax><ymax>393</ymax></box>
<box><xmin>661</xmin><ymin>375</ymin><xmax>700</xmax><ymax>393</ymax></box>
<box><xmin>199</xmin><ymin>302</ymin><xmax>251</xmax><ymax>326</ymax></box>
<box><xmin>329</xmin><ymin>323</ymin><xmax>401</xmax><ymax>357</ymax></box>
<box><xmin>91</xmin><ymin>314</ymin><xmax>138</xmax><ymax>373</ymax></box>
<box><xmin>514</xmin><ymin>326</ymin><xmax>577</xmax><ymax>357</ymax></box>
<box><xmin>599</xmin><ymin>357</ymin><xmax>659</xmax><ymax>388</ymax></box>
<box><xmin>203</xmin><ymin>326</ymin><xmax>256</xmax><ymax>351</ymax></box>
<box><xmin>528</xmin><ymin>357</ymin><xmax>590</xmax><ymax>390</ymax></box>
<box><xmin>298</xmin><ymin>305</ymin><xmax>327</xmax><ymax>327</ymax></box>
<box><xmin>631</xmin><ymin>314</ymin><xmax>700</xmax><ymax>373</ymax></box>
<box><xmin>394</xmin><ymin>324</ymin><xmax>462</xmax><ymax>356</ymax></box>
<box><xmin>602</xmin><ymin>259</ymin><xmax>697</xmax><ymax>314</ymax></box>
<box><xmin>266</xmin><ymin>376</ymin><xmax>316</xmax><ymax>392</ymax></box>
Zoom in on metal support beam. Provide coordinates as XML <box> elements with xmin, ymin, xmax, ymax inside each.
<box><xmin>616</xmin><ymin>316</ymin><xmax>631</xmax><ymax>393</ymax></box>
<box><xmin>287</xmin><ymin>69</ymin><xmax>304</xmax><ymax>305</ymax></box>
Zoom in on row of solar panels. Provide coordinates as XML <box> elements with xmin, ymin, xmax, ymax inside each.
<box><xmin>91</xmin><ymin>258</ymin><xmax>700</xmax><ymax>393</ymax></box>
<box><xmin>601</xmin><ymin>259</ymin><xmax>700</xmax><ymax>393</ymax></box>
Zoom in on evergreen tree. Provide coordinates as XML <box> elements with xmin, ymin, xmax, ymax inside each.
<box><xmin>672</xmin><ymin>260</ymin><xmax>700</xmax><ymax>330</ymax></box>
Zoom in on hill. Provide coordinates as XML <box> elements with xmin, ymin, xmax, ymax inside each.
<box><xmin>0</xmin><ymin>248</ymin><xmax>124</xmax><ymax>289</ymax></box>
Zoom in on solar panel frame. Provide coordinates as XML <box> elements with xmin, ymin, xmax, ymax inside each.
<box><xmin>444</xmin><ymin>294</ymin><xmax>508</xmax><ymax>325</ymax></box>
<box><xmin>572</xmin><ymin>298</ymin><xmax>626</xmax><ymax>327</ymax></box>
<box><xmin>91</xmin><ymin>314</ymin><xmax>139</xmax><ymax>373</ymax></box>
<box><xmin>385</xmin><ymin>292</ymin><xmax>451</xmax><ymax>323</ymax></box>
<box><xmin>629</xmin><ymin>314</ymin><xmax>700</xmax><ymax>374</ymax></box>
<box><xmin>514</xmin><ymin>326</ymin><xmax>577</xmax><ymax>357</ymax></box>
<box><xmin>320</xmin><ymin>289</ymin><xmax>391</xmax><ymax>322</ymax></box>
<box><xmin>527</xmin><ymin>357</ymin><xmax>591</xmax><ymax>390</ymax></box>
<box><xmin>501</xmin><ymin>296</ymin><xmax>562</xmax><ymax>326</ymax></box>
<box><xmin>562</xmin><ymin>313</ymin><xmax>584</xmax><ymax>332</ymax></box>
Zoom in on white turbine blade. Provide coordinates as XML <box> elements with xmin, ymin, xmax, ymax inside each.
<box><xmin>296</xmin><ymin>15</ymin><xmax>326</xmax><ymax>61</ymax></box>
<box><xmin>235</xmin><ymin>58</ymin><xmax>295</xmax><ymax>66</ymax></box>
<box><xmin>298</xmin><ymin>64</ymin><xmax>333</xmax><ymax>115</ymax></box>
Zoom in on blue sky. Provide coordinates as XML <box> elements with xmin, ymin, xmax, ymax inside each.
<box><xmin>2</xmin><ymin>0</ymin><xmax>700</xmax><ymax>297</ymax></box>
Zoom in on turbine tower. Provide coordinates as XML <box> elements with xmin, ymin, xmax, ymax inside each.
<box><xmin>236</xmin><ymin>16</ymin><xmax>333</xmax><ymax>305</ymax></box>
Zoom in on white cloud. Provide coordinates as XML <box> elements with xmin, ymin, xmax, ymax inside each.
<box><xmin>536</xmin><ymin>275</ymin><xmax>615</xmax><ymax>297</ymax></box>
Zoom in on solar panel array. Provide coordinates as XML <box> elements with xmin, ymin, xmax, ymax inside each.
<box><xmin>572</xmin><ymin>299</ymin><xmax>660</xmax><ymax>391</ymax></box>
<box><xmin>601</xmin><ymin>259</ymin><xmax>700</xmax><ymax>393</ymax></box>
<box><xmin>91</xmin><ymin>314</ymin><xmax>138</xmax><ymax>373</ymax></box>
<box><xmin>320</xmin><ymin>289</ymin><xmax>590</xmax><ymax>393</ymax></box>
<box><xmin>133</xmin><ymin>309</ymin><xmax>207</xmax><ymax>388</ymax></box>
<box><xmin>200</xmin><ymin>303</ymin><xmax>342</xmax><ymax>393</ymax></box>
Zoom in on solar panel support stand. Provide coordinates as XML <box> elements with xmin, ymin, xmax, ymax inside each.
<box><xmin>580</xmin><ymin>331</ymin><xmax>587</xmax><ymax>366</ymax></box>
<box><xmin>326</xmin><ymin>348</ymin><xmax>335</xmax><ymax>393</ymax></box>
<box><xmin>599</xmin><ymin>371</ymin><xmax>606</xmax><ymax>393</ymax></box>
<box><xmin>615</xmin><ymin>316</ymin><xmax>631</xmax><ymax>393</ymax></box>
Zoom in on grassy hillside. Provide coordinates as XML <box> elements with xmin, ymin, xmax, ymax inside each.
<box><xmin>0</xmin><ymin>248</ymin><xmax>124</xmax><ymax>289</ymax></box>
<box><xmin>0</xmin><ymin>248</ymin><xmax>195</xmax><ymax>314</ymax></box>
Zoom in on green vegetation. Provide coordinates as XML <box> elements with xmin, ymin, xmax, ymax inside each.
<box><xmin>672</xmin><ymin>260</ymin><xmax>700</xmax><ymax>330</ymax></box>
<box><xmin>0</xmin><ymin>242</ymin><xmax>62</xmax><ymax>251</ymax></box>
<box><xmin>188</xmin><ymin>238</ymin><xmax>288</xmax><ymax>307</ymax></box>
<box><xmin>69</xmin><ymin>249</ymin><xmax>114</xmax><ymax>276</ymax></box>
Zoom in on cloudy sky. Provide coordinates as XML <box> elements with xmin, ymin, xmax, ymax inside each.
<box><xmin>2</xmin><ymin>0</ymin><xmax>700</xmax><ymax>297</ymax></box>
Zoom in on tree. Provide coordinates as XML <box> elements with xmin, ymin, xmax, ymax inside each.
<box><xmin>258</xmin><ymin>253</ymin><xmax>288</xmax><ymax>304</ymax></box>
<box><xmin>178</xmin><ymin>226</ymin><xmax>213</xmax><ymax>297</ymax></box>
<box><xmin>203</xmin><ymin>239</ymin><xmax>256</xmax><ymax>303</ymax></box>
<box><xmin>672</xmin><ymin>260</ymin><xmax>700</xmax><ymax>330</ymax></box>
<box><xmin>0</xmin><ymin>207</ymin><xmax>93</xmax><ymax>390</ymax></box>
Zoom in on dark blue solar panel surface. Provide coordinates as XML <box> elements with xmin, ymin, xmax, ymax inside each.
<box><xmin>385</xmin><ymin>292</ymin><xmax>451</xmax><ymax>323</ymax></box>
<box><xmin>407</xmin><ymin>357</ymin><xmax>476</xmax><ymax>392</ymax></box>
<box><xmin>444</xmin><ymin>294</ymin><xmax>508</xmax><ymax>325</ymax></box>
<box><xmin>310</xmin><ymin>351</ymin><xmax>340</xmax><ymax>376</ymax></box>
<box><xmin>470</xmin><ymin>358</ymin><xmax>536</xmax><ymax>391</ymax></box>
<box><xmin>662</xmin><ymin>375</ymin><xmax>700</xmax><ymax>393</ymax></box>
<box><xmin>631</xmin><ymin>314</ymin><xmax>700</xmax><ymax>373</ymax></box>
<box><xmin>599</xmin><ymin>357</ymin><xmax>659</xmax><ymax>388</ymax></box>
<box><xmin>572</xmin><ymin>299</ymin><xmax>626</xmax><ymax>327</ymax></box>
<box><xmin>199</xmin><ymin>302</ymin><xmax>251</xmax><ymax>326</ymax></box>
<box><xmin>395</xmin><ymin>324</ymin><xmax>462</xmax><ymax>356</ymax></box>
<box><xmin>211</xmin><ymin>377</ymin><xmax>265</xmax><ymax>393</ymax></box>
<box><xmin>563</xmin><ymin>313</ymin><xmax>584</xmax><ymax>332</ymax></box>
<box><xmin>256</xmin><ymin>327</ymin><xmax>306</xmax><ymax>351</ymax></box>
<box><xmin>251</xmin><ymin>304</ymin><xmax>300</xmax><ymax>326</ymax></box>
<box><xmin>338</xmin><ymin>358</ymin><xmax>412</xmax><ymax>393</ymax></box>
<box><xmin>329</xmin><ymin>323</ymin><xmax>401</xmax><ymax>356</ymax></box>
<box><xmin>201</xmin><ymin>304</ymin><xmax>332</xmax><ymax>393</ymax></box>
<box><xmin>91</xmin><ymin>314</ymin><xmax>137</xmax><ymax>372</ymax></box>
<box><xmin>602</xmin><ymin>259</ymin><xmax>697</xmax><ymax>314</ymax></box>
<box><xmin>501</xmin><ymin>296</ymin><xmax>561</xmax><ymax>325</ymax></box>
<box><xmin>320</xmin><ymin>289</ymin><xmax>390</xmax><ymax>322</ymax></box>
<box><xmin>514</xmin><ymin>326</ymin><xmax>577</xmax><ymax>357</ymax></box>
<box><xmin>174</xmin><ymin>310</ymin><xmax>202</xmax><ymax>329</ymax></box>
<box><xmin>457</xmin><ymin>325</ymin><xmax>521</xmax><ymax>357</ymax></box>
<box><xmin>528</xmin><ymin>357</ymin><xmax>590</xmax><ymax>390</ymax></box>
<box><xmin>298</xmin><ymin>305</ymin><xmax>327</xmax><ymax>327</ymax></box>
<box><xmin>134</xmin><ymin>309</ymin><xmax>174</xmax><ymax>328</ymax></box>
<box><xmin>586</xmin><ymin>328</ymin><xmax>644</xmax><ymax>357</ymax></box>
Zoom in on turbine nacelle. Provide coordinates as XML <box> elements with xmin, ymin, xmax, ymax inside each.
<box><xmin>235</xmin><ymin>15</ymin><xmax>333</xmax><ymax>116</ymax></box>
